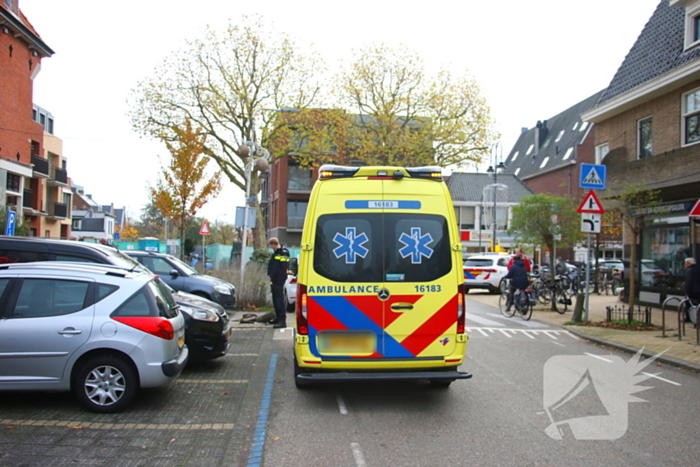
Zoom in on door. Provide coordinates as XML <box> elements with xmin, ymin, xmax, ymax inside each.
<box><xmin>0</xmin><ymin>278</ymin><xmax>93</xmax><ymax>383</ymax></box>
<box><xmin>306</xmin><ymin>179</ymin><xmax>457</xmax><ymax>360</ymax></box>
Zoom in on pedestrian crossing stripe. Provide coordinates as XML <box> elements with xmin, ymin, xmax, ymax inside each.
<box><xmin>466</xmin><ymin>327</ymin><xmax>579</xmax><ymax>340</ymax></box>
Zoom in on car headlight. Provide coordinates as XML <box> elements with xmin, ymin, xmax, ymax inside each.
<box><xmin>179</xmin><ymin>304</ymin><xmax>219</xmax><ymax>322</ymax></box>
<box><xmin>192</xmin><ymin>308</ymin><xmax>219</xmax><ymax>321</ymax></box>
<box><xmin>214</xmin><ymin>285</ymin><xmax>232</xmax><ymax>295</ymax></box>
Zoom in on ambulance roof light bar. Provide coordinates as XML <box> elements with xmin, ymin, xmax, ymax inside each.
<box><xmin>319</xmin><ymin>165</ymin><xmax>359</xmax><ymax>180</ymax></box>
<box><xmin>406</xmin><ymin>166</ymin><xmax>443</xmax><ymax>181</ymax></box>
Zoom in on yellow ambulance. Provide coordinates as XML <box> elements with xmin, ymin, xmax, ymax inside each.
<box><xmin>293</xmin><ymin>165</ymin><xmax>471</xmax><ymax>388</ymax></box>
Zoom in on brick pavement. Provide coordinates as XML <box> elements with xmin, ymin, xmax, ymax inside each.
<box><xmin>0</xmin><ymin>327</ymin><xmax>276</xmax><ymax>466</ymax></box>
<box><xmin>466</xmin><ymin>290</ymin><xmax>700</xmax><ymax>372</ymax></box>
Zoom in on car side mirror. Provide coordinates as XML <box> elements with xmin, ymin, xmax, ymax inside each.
<box><xmin>289</xmin><ymin>257</ymin><xmax>298</xmax><ymax>276</ymax></box>
<box><xmin>170</xmin><ymin>269</ymin><xmax>179</xmax><ymax>277</ymax></box>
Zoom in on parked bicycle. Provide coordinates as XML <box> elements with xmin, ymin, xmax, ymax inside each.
<box><xmin>535</xmin><ymin>274</ymin><xmax>573</xmax><ymax>314</ymax></box>
<box><xmin>499</xmin><ymin>280</ymin><xmax>534</xmax><ymax>320</ymax></box>
<box><xmin>596</xmin><ymin>267</ymin><xmax>622</xmax><ymax>295</ymax></box>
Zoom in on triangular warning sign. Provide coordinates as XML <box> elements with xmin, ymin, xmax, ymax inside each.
<box><xmin>577</xmin><ymin>190</ymin><xmax>605</xmax><ymax>214</ymax></box>
<box><xmin>690</xmin><ymin>198</ymin><xmax>700</xmax><ymax>217</ymax></box>
<box><xmin>199</xmin><ymin>221</ymin><xmax>211</xmax><ymax>235</ymax></box>
<box><xmin>582</xmin><ymin>167</ymin><xmax>603</xmax><ymax>186</ymax></box>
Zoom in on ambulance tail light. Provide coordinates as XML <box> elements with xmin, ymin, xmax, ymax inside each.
<box><xmin>319</xmin><ymin>165</ymin><xmax>359</xmax><ymax>180</ymax></box>
<box><xmin>406</xmin><ymin>166</ymin><xmax>443</xmax><ymax>181</ymax></box>
<box><xmin>297</xmin><ymin>284</ymin><xmax>309</xmax><ymax>335</ymax></box>
<box><xmin>457</xmin><ymin>284</ymin><xmax>466</xmax><ymax>334</ymax></box>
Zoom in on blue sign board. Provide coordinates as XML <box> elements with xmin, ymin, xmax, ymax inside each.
<box><xmin>580</xmin><ymin>163</ymin><xmax>606</xmax><ymax>190</ymax></box>
<box><xmin>4</xmin><ymin>210</ymin><xmax>16</xmax><ymax>236</ymax></box>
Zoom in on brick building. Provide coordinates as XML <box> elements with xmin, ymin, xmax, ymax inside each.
<box><xmin>582</xmin><ymin>0</ymin><xmax>700</xmax><ymax>306</ymax></box>
<box><xmin>502</xmin><ymin>91</ymin><xmax>621</xmax><ymax>263</ymax></box>
<box><xmin>1</xmin><ymin>1</ymin><xmax>71</xmax><ymax>237</ymax></box>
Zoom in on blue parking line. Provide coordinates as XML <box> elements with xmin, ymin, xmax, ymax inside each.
<box><xmin>247</xmin><ymin>353</ymin><xmax>278</xmax><ymax>467</ymax></box>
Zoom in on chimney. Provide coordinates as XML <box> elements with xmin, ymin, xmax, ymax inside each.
<box><xmin>534</xmin><ymin>120</ymin><xmax>548</xmax><ymax>155</ymax></box>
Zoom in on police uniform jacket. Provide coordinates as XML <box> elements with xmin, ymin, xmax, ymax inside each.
<box><xmin>268</xmin><ymin>246</ymin><xmax>290</xmax><ymax>286</ymax></box>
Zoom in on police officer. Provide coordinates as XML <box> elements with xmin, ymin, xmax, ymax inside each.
<box><xmin>267</xmin><ymin>237</ymin><xmax>290</xmax><ymax>328</ymax></box>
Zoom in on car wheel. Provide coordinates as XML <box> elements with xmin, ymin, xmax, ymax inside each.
<box><xmin>294</xmin><ymin>354</ymin><xmax>312</xmax><ymax>389</ymax></box>
<box><xmin>73</xmin><ymin>355</ymin><xmax>137</xmax><ymax>413</ymax></box>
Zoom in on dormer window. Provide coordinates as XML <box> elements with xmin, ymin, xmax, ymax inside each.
<box><xmin>682</xmin><ymin>1</ymin><xmax>700</xmax><ymax>49</ymax></box>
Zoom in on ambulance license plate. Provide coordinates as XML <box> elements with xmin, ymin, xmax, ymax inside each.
<box><xmin>318</xmin><ymin>332</ymin><xmax>375</xmax><ymax>354</ymax></box>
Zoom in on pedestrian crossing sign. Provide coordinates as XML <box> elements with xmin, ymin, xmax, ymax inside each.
<box><xmin>579</xmin><ymin>163</ymin><xmax>606</xmax><ymax>189</ymax></box>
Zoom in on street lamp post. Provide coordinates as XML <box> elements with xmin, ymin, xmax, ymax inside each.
<box><xmin>237</xmin><ymin>142</ymin><xmax>270</xmax><ymax>290</ymax></box>
<box><xmin>486</xmin><ymin>160</ymin><xmax>506</xmax><ymax>252</ymax></box>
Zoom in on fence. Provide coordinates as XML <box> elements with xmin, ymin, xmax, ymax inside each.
<box><xmin>605</xmin><ymin>305</ymin><xmax>652</xmax><ymax>324</ymax></box>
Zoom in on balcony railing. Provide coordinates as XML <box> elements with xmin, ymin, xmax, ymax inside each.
<box><xmin>50</xmin><ymin>202</ymin><xmax>68</xmax><ymax>219</ymax></box>
<box><xmin>31</xmin><ymin>154</ymin><xmax>49</xmax><ymax>177</ymax></box>
<box><xmin>51</xmin><ymin>167</ymin><xmax>68</xmax><ymax>185</ymax></box>
<box><xmin>23</xmin><ymin>188</ymin><xmax>33</xmax><ymax>208</ymax></box>
<box><xmin>287</xmin><ymin>215</ymin><xmax>305</xmax><ymax>231</ymax></box>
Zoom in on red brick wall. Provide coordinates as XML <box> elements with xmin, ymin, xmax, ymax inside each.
<box><xmin>0</xmin><ymin>27</ymin><xmax>44</xmax><ymax>165</ymax></box>
<box><xmin>594</xmin><ymin>79</ymin><xmax>700</xmax><ymax>160</ymax></box>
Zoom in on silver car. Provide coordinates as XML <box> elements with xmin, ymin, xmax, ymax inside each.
<box><xmin>0</xmin><ymin>262</ymin><xmax>188</xmax><ymax>413</ymax></box>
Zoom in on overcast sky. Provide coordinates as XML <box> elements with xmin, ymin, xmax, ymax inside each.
<box><xmin>20</xmin><ymin>0</ymin><xmax>661</xmax><ymax>222</ymax></box>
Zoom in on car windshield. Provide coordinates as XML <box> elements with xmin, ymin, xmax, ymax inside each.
<box><xmin>107</xmin><ymin>249</ymin><xmax>147</xmax><ymax>271</ymax></box>
<box><xmin>168</xmin><ymin>255</ymin><xmax>199</xmax><ymax>274</ymax></box>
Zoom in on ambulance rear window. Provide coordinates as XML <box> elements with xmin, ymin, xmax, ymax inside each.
<box><xmin>313</xmin><ymin>213</ymin><xmax>451</xmax><ymax>283</ymax></box>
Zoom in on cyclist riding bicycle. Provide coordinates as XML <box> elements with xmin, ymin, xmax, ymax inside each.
<box><xmin>505</xmin><ymin>258</ymin><xmax>529</xmax><ymax>312</ymax></box>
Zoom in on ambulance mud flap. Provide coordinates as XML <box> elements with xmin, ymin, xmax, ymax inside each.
<box><xmin>296</xmin><ymin>370</ymin><xmax>472</xmax><ymax>383</ymax></box>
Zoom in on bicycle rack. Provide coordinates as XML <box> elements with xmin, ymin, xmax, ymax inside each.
<box><xmin>661</xmin><ymin>296</ymin><xmax>700</xmax><ymax>344</ymax></box>
<box><xmin>660</xmin><ymin>296</ymin><xmax>682</xmax><ymax>338</ymax></box>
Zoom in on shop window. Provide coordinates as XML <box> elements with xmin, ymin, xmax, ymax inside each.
<box><xmin>641</xmin><ymin>217</ymin><xmax>690</xmax><ymax>290</ymax></box>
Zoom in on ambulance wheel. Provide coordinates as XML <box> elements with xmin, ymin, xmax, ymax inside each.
<box><xmin>294</xmin><ymin>354</ymin><xmax>312</xmax><ymax>389</ymax></box>
<box><xmin>429</xmin><ymin>379</ymin><xmax>453</xmax><ymax>388</ymax></box>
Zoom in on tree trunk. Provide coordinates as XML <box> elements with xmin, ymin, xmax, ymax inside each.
<box><xmin>571</xmin><ymin>293</ymin><xmax>585</xmax><ymax>323</ymax></box>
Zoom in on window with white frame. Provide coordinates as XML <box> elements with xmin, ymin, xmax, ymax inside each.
<box><xmin>682</xmin><ymin>87</ymin><xmax>700</xmax><ymax>145</ymax></box>
<box><xmin>595</xmin><ymin>143</ymin><xmax>609</xmax><ymax>164</ymax></box>
<box><xmin>638</xmin><ymin>116</ymin><xmax>653</xmax><ymax>159</ymax></box>
<box><xmin>683</xmin><ymin>2</ymin><xmax>700</xmax><ymax>49</ymax></box>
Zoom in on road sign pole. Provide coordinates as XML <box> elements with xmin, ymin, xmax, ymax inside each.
<box><xmin>585</xmin><ymin>233</ymin><xmax>591</xmax><ymax>322</ymax></box>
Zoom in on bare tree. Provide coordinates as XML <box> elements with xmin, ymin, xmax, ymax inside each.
<box><xmin>129</xmin><ymin>14</ymin><xmax>325</xmax><ymax>249</ymax></box>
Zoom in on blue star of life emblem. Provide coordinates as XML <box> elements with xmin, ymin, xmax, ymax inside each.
<box><xmin>333</xmin><ymin>227</ymin><xmax>369</xmax><ymax>264</ymax></box>
<box><xmin>398</xmin><ymin>227</ymin><xmax>434</xmax><ymax>264</ymax></box>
